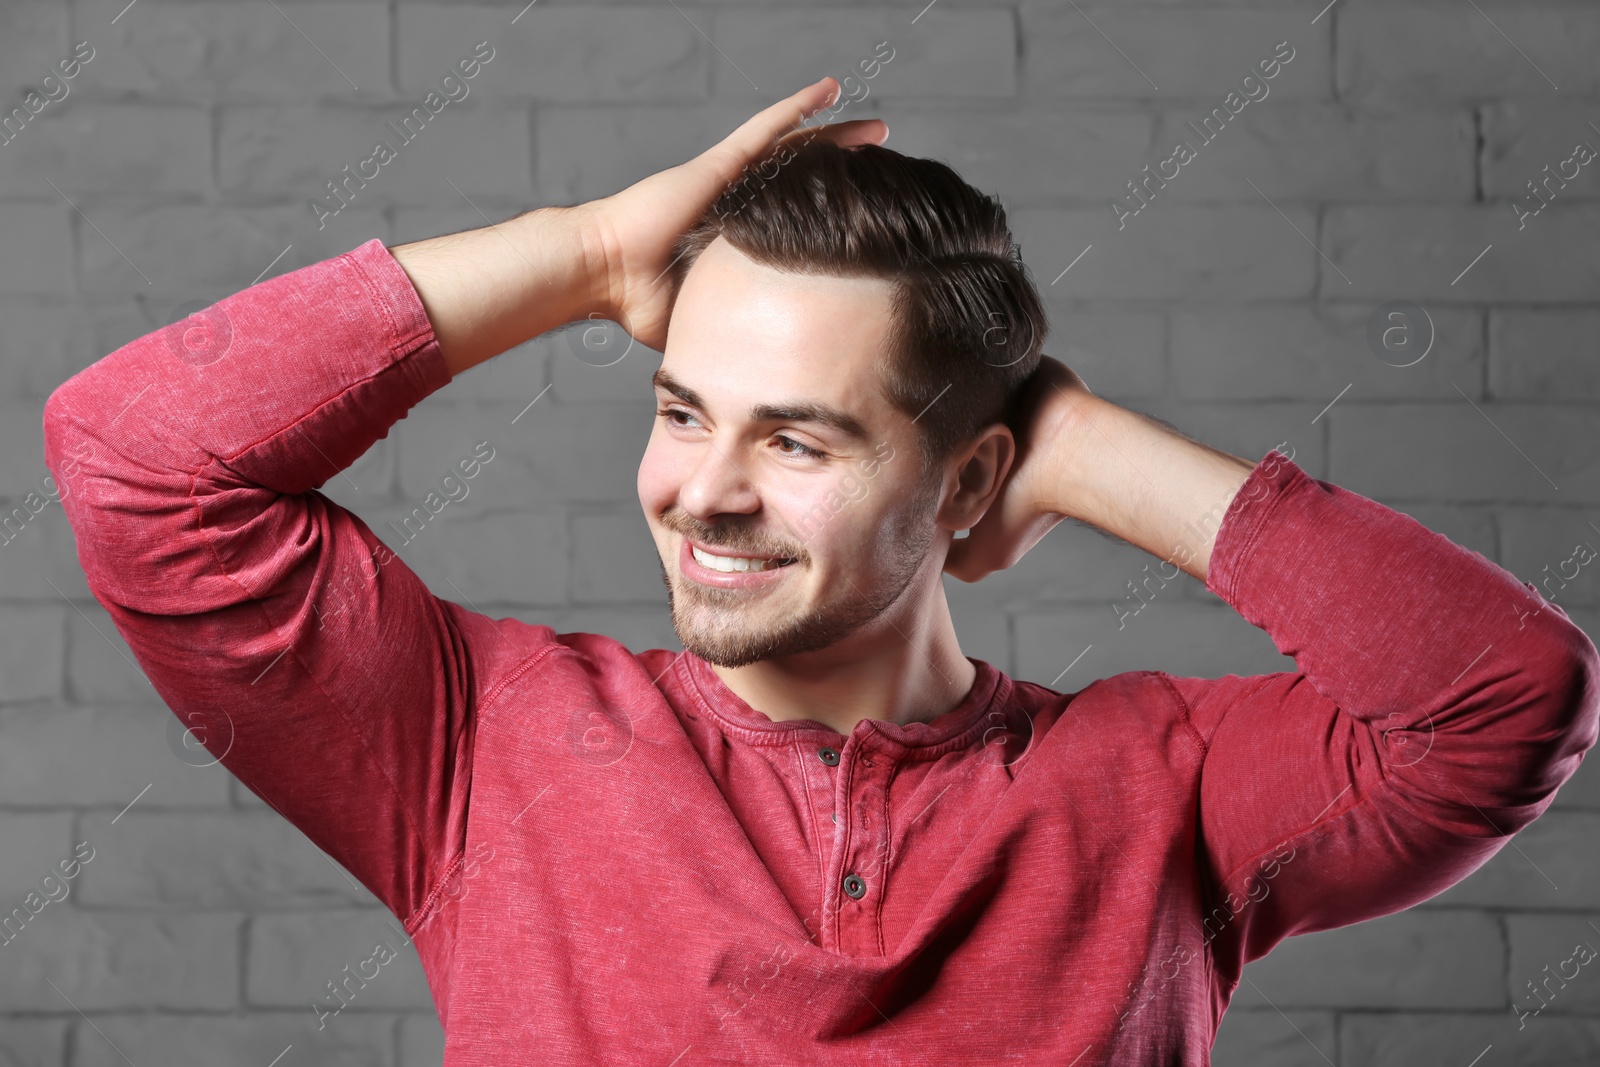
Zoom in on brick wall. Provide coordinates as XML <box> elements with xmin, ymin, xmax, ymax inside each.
<box><xmin>4</xmin><ymin>1</ymin><xmax>1599</xmax><ymax>1064</ymax></box>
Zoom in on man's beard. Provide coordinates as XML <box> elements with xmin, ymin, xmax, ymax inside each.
<box><xmin>657</xmin><ymin>494</ymin><xmax>939</xmax><ymax>669</ymax></box>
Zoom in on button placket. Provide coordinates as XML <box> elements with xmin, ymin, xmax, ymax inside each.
<box><xmin>817</xmin><ymin>732</ymin><xmax>895</xmax><ymax>954</ymax></box>
<box><xmin>836</xmin><ymin>746</ymin><xmax>892</xmax><ymax>957</ymax></box>
<box><xmin>851</xmin><ymin>778</ymin><xmax>889</xmax><ymax>885</ymax></box>
<box><xmin>817</xmin><ymin>745</ymin><xmax>841</xmax><ymax>829</ymax></box>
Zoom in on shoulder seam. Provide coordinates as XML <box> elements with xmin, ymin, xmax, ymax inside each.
<box><xmin>1153</xmin><ymin>671</ymin><xmax>1211</xmax><ymax>756</ymax></box>
<box><xmin>475</xmin><ymin>638</ymin><xmax>569</xmax><ymax>727</ymax></box>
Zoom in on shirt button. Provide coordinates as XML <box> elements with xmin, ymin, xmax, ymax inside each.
<box><xmin>830</xmin><ymin>812</ymin><xmax>837</xmax><ymax>824</ymax></box>
<box><xmin>843</xmin><ymin>874</ymin><xmax>866</xmax><ymax>899</ymax></box>
<box><xmin>818</xmin><ymin>747</ymin><xmax>840</xmax><ymax>766</ymax></box>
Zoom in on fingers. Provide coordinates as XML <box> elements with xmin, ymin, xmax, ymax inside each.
<box><xmin>942</xmin><ymin>518</ymin><xmax>1002</xmax><ymax>583</ymax></box>
<box><xmin>942</xmin><ymin>538</ymin><xmax>984</xmax><ymax>584</ymax></box>
<box><xmin>778</xmin><ymin>117</ymin><xmax>889</xmax><ymax>151</ymax></box>
<box><xmin>943</xmin><ymin>503</ymin><xmax>1064</xmax><ymax>583</ymax></box>
<box><xmin>714</xmin><ymin>77</ymin><xmax>841</xmax><ymax>164</ymax></box>
<box><xmin>704</xmin><ymin>78</ymin><xmax>888</xmax><ymax>184</ymax></box>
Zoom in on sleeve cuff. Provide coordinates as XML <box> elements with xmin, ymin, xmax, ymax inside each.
<box><xmin>344</xmin><ymin>237</ymin><xmax>451</xmax><ymax>390</ymax></box>
<box><xmin>1204</xmin><ymin>447</ymin><xmax>1305</xmax><ymax>604</ymax></box>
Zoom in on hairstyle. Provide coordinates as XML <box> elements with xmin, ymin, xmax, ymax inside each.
<box><xmin>668</xmin><ymin>140</ymin><xmax>1048</xmax><ymax>479</ymax></box>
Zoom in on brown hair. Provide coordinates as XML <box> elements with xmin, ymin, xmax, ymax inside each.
<box><xmin>668</xmin><ymin>140</ymin><xmax>1048</xmax><ymax>479</ymax></box>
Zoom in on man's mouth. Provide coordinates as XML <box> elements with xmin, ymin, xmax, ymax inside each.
<box><xmin>688</xmin><ymin>542</ymin><xmax>798</xmax><ymax>574</ymax></box>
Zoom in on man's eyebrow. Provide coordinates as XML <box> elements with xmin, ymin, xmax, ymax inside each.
<box><xmin>651</xmin><ymin>369</ymin><xmax>871</xmax><ymax>442</ymax></box>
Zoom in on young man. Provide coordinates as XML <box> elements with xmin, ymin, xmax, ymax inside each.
<box><xmin>43</xmin><ymin>77</ymin><xmax>1598</xmax><ymax>1064</ymax></box>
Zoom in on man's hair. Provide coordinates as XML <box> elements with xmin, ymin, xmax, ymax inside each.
<box><xmin>668</xmin><ymin>140</ymin><xmax>1048</xmax><ymax>479</ymax></box>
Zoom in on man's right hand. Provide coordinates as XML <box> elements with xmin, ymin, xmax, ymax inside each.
<box><xmin>582</xmin><ymin>76</ymin><xmax>889</xmax><ymax>353</ymax></box>
<box><xmin>389</xmin><ymin>76</ymin><xmax>888</xmax><ymax>378</ymax></box>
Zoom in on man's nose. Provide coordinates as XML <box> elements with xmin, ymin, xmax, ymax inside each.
<box><xmin>678</xmin><ymin>444</ymin><xmax>762</xmax><ymax>522</ymax></box>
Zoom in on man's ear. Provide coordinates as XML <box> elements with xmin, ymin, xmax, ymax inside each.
<box><xmin>935</xmin><ymin>424</ymin><xmax>1015</xmax><ymax>533</ymax></box>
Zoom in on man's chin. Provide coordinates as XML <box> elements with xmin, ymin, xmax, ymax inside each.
<box><xmin>671</xmin><ymin>605</ymin><xmax>784</xmax><ymax>668</ymax></box>
<box><xmin>674</xmin><ymin>628</ymin><xmax>773</xmax><ymax>669</ymax></box>
<box><xmin>678</xmin><ymin>640</ymin><xmax>771</xmax><ymax>670</ymax></box>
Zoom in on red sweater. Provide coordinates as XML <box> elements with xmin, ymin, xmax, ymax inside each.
<box><xmin>42</xmin><ymin>238</ymin><xmax>1599</xmax><ymax>1065</ymax></box>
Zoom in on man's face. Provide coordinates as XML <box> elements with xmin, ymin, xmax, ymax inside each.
<box><xmin>638</xmin><ymin>237</ymin><xmax>945</xmax><ymax>668</ymax></box>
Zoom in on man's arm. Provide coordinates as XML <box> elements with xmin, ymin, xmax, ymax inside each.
<box><xmin>390</xmin><ymin>77</ymin><xmax>889</xmax><ymax>376</ymax></box>
<box><xmin>998</xmin><ymin>368</ymin><xmax>1598</xmax><ymax>977</ymax></box>
<box><xmin>41</xmin><ymin>239</ymin><xmax>506</xmax><ymax>930</ymax></box>
<box><xmin>1039</xmin><ymin>392</ymin><xmax>1256</xmax><ymax>583</ymax></box>
<box><xmin>388</xmin><ymin>73</ymin><xmax>896</xmax><ymax>375</ymax></box>
<box><xmin>389</xmin><ymin>205</ymin><xmax>601</xmax><ymax>377</ymax></box>
<box><xmin>40</xmin><ymin>77</ymin><xmax>888</xmax><ymax>931</ymax></box>
<box><xmin>943</xmin><ymin>358</ymin><xmax>1256</xmax><ymax>585</ymax></box>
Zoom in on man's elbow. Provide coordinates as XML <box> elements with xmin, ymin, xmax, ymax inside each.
<box><xmin>1433</xmin><ymin>617</ymin><xmax>1600</xmax><ymax>834</ymax></box>
<box><xmin>1549</xmin><ymin>622</ymin><xmax>1600</xmax><ymax>760</ymax></box>
<box><xmin>41</xmin><ymin>382</ymin><xmax>92</xmax><ymax>496</ymax></box>
<box><xmin>1505</xmin><ymin>618</ymin><xmax>1600</xmax><ymax>803</ymax></box>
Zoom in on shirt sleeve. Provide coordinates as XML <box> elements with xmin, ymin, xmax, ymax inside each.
<box><xmin>1162</xmin><ymin>449</ymin><xmax>1600</xmax><ymax>985</ymax></box>
<box><xmin>40</xmin><ymin>238</ymin><xmax>555</xmax><ymax>930</ymax></box>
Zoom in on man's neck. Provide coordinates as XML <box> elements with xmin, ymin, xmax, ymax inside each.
<box><xmin>705</xmin><ymin>584</ymin><xmax>977</xmax><ymax>736</ymax></box>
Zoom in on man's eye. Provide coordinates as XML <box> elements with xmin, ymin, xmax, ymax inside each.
<box><xmin>659</xmin><ymin>408</ymin><xmax>824</xmax><ymax>459</ymax></box>
<box><xmin>775</xmin><ymin>435</ymin><xmax>824</xmax><ymax>459</ymax></box>
<box><xmin>657</xmin><ymin>407</ymin><xmax>697</xmax><ymax>427</ymax></box>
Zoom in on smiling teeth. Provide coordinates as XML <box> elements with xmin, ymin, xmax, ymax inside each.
<box><xmin>692</xmin><ymin>545</ymin><xmax>794</xmax><ymax>573</ymax></box>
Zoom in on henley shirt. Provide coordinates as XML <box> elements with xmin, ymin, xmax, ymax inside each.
<box><xmin>41</xmin><ymin>237</ymin><xmax>1600</xmax><ymax>1066</ymax></box>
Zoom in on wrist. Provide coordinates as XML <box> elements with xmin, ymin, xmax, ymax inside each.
<box><xmin>554</xmin><ymin>201</ymin><xmax>623</xmax><ymax>327</ymax></box>
<box><xmin>1041</xmin><ymin>391</ymin><xmax>1125</xmax><ymax>526</ymax></box>
<box><xmin>508</xmin><ymin>204</ymin><xmax>614</xmax><ymax>329</ymax></box>
<box><xmin>1047</xmin><ymin>395</ymin><xmax>1257</xmax><ymax>582</ymax></box>
<box><xmin>392</xmin><ymin>203</ymin><xmax>608</xmax><ymax>376</ymax></box>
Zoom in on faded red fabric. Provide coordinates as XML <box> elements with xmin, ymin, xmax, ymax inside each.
<box><xmin>43</xmin><ymin>238</ymin><xmax>1599</xmax><ymax>1065</ymax></box>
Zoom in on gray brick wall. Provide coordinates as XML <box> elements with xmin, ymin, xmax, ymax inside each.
<box><xmin>4</xmin><ymin>1</ymin><xmax>1598</xmax><ymax>1064</ymax></box>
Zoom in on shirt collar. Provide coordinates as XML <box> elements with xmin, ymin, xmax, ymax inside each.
<box><xmin>675</xmin><ymin>651</ymin><xmax>1009</xmax><ymax>757</ymax></box>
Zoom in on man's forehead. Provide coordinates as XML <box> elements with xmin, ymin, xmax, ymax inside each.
<box><xmin>671</xmin><ymin>235</ymin><xmax>895</xmax><ymax>327</ymax></box>
<box><xmin>662</xmin><ymin>240</ymin><xmax>903</xmax><ymax>440</ymax></box>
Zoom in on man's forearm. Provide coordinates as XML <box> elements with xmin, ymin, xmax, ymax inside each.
<box><xmin>1046</xmin><ymin>395</ymin><xmax>1257</xmax><ymax>585</ymax></box>
<box><xmin>388</xmin><ymin>205</ymin><xmax>605</xmax><ymax>378</ymax></box>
